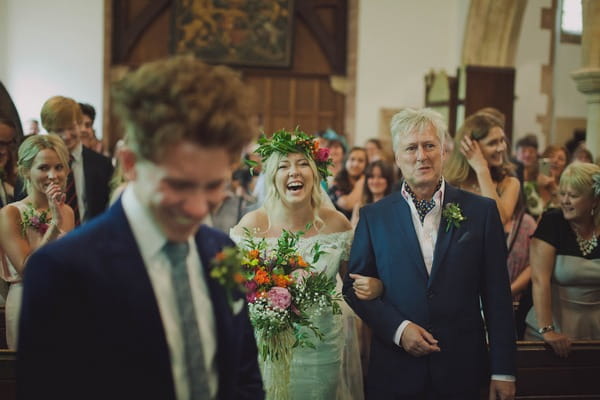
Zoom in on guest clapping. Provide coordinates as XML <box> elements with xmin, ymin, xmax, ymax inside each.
<box><xmin>525</xmin><ymin>162</ymin><xmax>600</xmax><ymax>357</ymax></box>
<box><xmin>0</xmin><ymin>135</ymin><xmax>74</xmax><ymax>349</ymax></box>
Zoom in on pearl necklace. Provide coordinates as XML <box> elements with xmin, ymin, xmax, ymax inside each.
<box><xmin>574</xmin><ymin>229</ymin><xmax>598</xmax><ymax>256</ymax></box>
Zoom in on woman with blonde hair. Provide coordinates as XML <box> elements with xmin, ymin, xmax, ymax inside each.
<box><xmin>0</xmin><ymin>135</ymin><xmax>74</xmax><ymax>348</ymax></box>
<box><xmin>444</xmin><ymin>113</ymin><xmax>520</xmax><ymax>224</ymax></box>
<box><xmin>525</xmin><ymin>162</ymin><xmax>600</xmax><ymax>357</ymax></box>
<box><xmin>231</xmin><ymin>129</ymin><xmax>377</xmax><ymax>399</ymax></box>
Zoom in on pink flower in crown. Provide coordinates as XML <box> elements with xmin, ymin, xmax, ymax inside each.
<box><xmin>267</xmin><ymin>286</ymin><xmax>292</xmax><ymax>310</ymax></box>
<box><xmin>314</xmin><ymin>147</ymin><xmax>331</xmax><ymax>163</ymax></box>
<box><xmin>31</xmin><ymin>216</ymin><xmax>40</xmax><ymax>226</ymax></box>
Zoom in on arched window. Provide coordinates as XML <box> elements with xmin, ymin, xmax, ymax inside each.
<box><xmin>561</xmin><ymin>0</ymin><xmax>582</xmax><ymax>43</ymax></box>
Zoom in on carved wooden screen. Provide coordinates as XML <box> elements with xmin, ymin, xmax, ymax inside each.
<box><xmin>106</xmin><ymin>0</ymin><xmax>347</xmax><ymax>149</ymax></box>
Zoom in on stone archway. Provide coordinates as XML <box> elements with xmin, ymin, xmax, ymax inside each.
<box><xmin>461</xmin><ymin>0</ymin><xmax>528</xmax><ymax>67</ymax></box>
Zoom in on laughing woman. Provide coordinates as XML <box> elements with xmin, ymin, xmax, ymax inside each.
<box><xmin>444</xmin><ymin>113</ymin><xmax>520</xmax><ymax>225</ymax></box>
<box><xmin>231</xmin><ymin>130</ymin><xmax>369</xmax><ymax>399</ymax></box>
<box><xmin>0</xmin><ymin>135</ymin><xmax>74</xmax><ymax>349</ymax></box>
<box><xmin>525</xmin><ymin>162</ymin><xmax>600</xmax><ymax>356</ymax></box>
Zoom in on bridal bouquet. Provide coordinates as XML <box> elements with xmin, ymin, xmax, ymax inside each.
<box><xmin>211</xmin><ymin>228</ymin><xmax>342</xmax><ymax>399</ymax></box>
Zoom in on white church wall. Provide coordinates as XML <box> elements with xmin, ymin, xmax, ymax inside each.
<box><xmin>354</xmin><ymin>0</ymin><xmax>468</xmax><ymax>146</ymax></box>
<box><xmin>0</xmin><ymin>0</ymin><xmax>104</xmax><ymax>136</ymax></box>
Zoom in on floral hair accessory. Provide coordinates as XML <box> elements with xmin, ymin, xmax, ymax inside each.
<box><xmin>251</xmin><ymin>128</ymin><xmax>333</xmax><ymax>180</ymax></box>
<box><xmin>592</xmin><ymin>173</ymin><xmax>600</xmax><ymax>198</ymax></box>
<box><xmin>21</xmin><ymin>203</ymin><xmax>51</xmax><ymax>235</ymax></box>
<box><xmin>442</xmin><ymin>202</ymin><xmax>466</xmax><ymax>232</ymax></box>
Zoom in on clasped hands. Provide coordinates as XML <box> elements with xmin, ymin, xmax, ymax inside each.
<box><xmin>45</xmin><ymin>182</ymin><xmax>66</xmax><ymax>227</ymax></box>
<box><xmin>400</xmin><ymin>323</ymin><xmax>515</xmax><ymax>400</ymax></box>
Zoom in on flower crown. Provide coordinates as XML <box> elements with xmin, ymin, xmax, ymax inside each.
<box><xmin>252</xmin><ymin>128</ymin><xmax>333</xmax><ymax>180</ymax></box>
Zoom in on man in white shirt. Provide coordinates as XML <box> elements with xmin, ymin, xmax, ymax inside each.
<box><xmin>344</xmin><ymin>108</ymin><xmax>516</xmax><ymax>399</ymax></box>
<box><xmin>18</xmin><ymin>56</ymin><xmax>264</xmax><ymax>400</ymax></box>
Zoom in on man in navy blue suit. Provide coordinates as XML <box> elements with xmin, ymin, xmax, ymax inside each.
<box><xmin>17</xmin><ymin>56</ymin><xmax>264</xmax><ymax>400</ymax></box>
<box><xmin>344</xmin><ymin>108</ymin><xmax>516</xmax><ymax>400</ymax></box>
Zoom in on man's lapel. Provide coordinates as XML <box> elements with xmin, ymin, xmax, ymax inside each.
<box><xmin>429</xmin><ymin>183</ymin><xmax>460</xmax><ymax>286</ymax></box>
<box><xmin>103</xmin><ymin>200</ymin><xmax>173</xmax><ymax>367</ymax></box>
<box><xmin>194</xmin><ymin>226</ymin><xmax>233</xmax><ymax>387</ymax></box>
<box><xmin>392</xmin><ymin>193</ymin><xmax>429</xmax><ymax>280</ymax></box>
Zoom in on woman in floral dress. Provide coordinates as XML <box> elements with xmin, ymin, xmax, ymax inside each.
<box><xmin>0</xmin><ymin>135</ymin><xmax>74</xmax><ymax>349</ymax></box>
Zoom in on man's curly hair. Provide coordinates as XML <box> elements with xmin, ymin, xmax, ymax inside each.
<box><xmin>112</xmin><ymin>56</ymin><xmax>256</xmax><ymax>162</ymax></box>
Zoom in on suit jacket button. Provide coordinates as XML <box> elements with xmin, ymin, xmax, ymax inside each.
<box><xmin>427</xmin><ymin>291</ymin><xmax>435</xmax><ymax>299</ymax></box>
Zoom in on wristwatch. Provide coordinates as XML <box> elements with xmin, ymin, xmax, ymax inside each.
<box><xmin>537</xmin><ymin>324</ymin><xmax>555</xmax><ymax>334</ymax></box>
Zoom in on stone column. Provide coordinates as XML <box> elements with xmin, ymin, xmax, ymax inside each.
<box><xmin>571</xmin><ymin>0</ymin><xmax>600</xmax><ymax>158</ymax></box>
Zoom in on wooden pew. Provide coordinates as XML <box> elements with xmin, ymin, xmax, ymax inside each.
<box><xmin>514</xmin><ymin>341</ymin><xmax>600</xmax><ymax>399</ymax></box>
<box><xmin>0</xmin><ymin>350</ymin><xmax>15</xmax><ymax>400</ymax></box>
<box><xmin>0</xmin><ymin>343</ymin><xmax>598</xmax><ymax>400</ymax></box>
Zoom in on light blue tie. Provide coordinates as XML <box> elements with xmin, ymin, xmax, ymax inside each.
<box><xmin>163</xmin><ymin>241</ymin><xmax>211</xmax><ymax>400</ymax></box>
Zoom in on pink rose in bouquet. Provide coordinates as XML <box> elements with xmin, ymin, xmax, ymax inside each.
<box><xmin>245</xmin><ymin>280</ymin><xmax>258</xmax><ymax>302</ymax></box>
<box><xmin>267</xmin><ymin>286</ymin><xmax>292</xmax><ymax>310</ymax></box>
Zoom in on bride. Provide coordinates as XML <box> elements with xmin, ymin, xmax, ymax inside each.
<box><xmin>231</xmin><ymin>130</ymin><xmax>375</xmax><ymax>399</ymax></box>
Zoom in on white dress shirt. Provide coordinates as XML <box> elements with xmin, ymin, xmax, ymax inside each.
<box><xmin>122</xmin><ymin>186</ymin><xmax>218</xmax><ymax>399</ymax></box>
<box><xmin>392</xmin><ymin>180</ymin><xmax>514</xmax><ymax>382</ymax></box>
<box><xmin>70</xmin><ymin>143</ymin><xmax>86</xmax><ymax>221</ymax></box>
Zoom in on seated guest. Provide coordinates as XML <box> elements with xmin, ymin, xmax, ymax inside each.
<box><xmin>515</xmin><ymin>134</ymin><xmax>543</xmax><ymax>217</ymax></box>
<box><xmin>39</xmin><ymin>96</ymin><xmax>113</xmax><ymax>224</ymax></box>
<box><xmin>571</xmin><ymin>142</ymin><xmax>593</xmax><ymax>164</ymax></box>
<box><xmin>0</xmin><ymin>135</ymin><xmax>74</xmax><ymax>349</ymax></box>
<box><xmin>535</xmin><ymin>145</ymin><xmax>569</xmax><ymax>214</ymax></box>
<box><xmin>17</xmin><ymin>56</ymin><xmax>263</xmax><ymax>400</ymax></box>
<box><xmin>364</xmin><ymin>138</ymin><xmax>383</xmax><ymax>163</ymax></box>
<box><xmin>320</xmin><ymin>129</ymin><xmax>347</xmax><ymax>187</ymax></box>
<box><xmin>445</xmin><ymin>112</ymin><xmax>520</xmax><ymax>224</ymax></box>
<box><xmin>525</xmin><ymin>162</ymin><xmax>600</xmax><ymax>357</ymax></box>
<box><xmin>78</xmin><ymin>103</ymin><xmax>105</xmax><ymax>155</ymax></box>
<box><xmin>505</xmin><ymin>193</ymin><xmax>536</xmax><ymax>303</ymax></box>
<box><xmin>350</xmin><ymin>160</ymin><xmax>394</xmax><ymax>228</ymax></box>
<box><xmin>0</xmin><ymin>117</ymin><xmax>17</xmax><ymax>207</ymax></box>
<box><xmin>328</xmin><ymin>146</ymin><xmax>368</xmax><ymax>219</ymax></box>
<box><xmin>505</xmin><ymin>193</ymin><xmax>537</xmax><ymax>338</ymax></box>
<box><xmin>204</xmin><ymin>182</ymin><xmax>247</xmax><ymax>234</ymax></box>
<box><xmin>25</xmin><ymin>119</ymin><xmax>39</xmax><ymax>136</ymax></box>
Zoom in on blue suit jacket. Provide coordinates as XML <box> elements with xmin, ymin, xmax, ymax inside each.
<box><xmin>343</xmin><ymin>184</ymin><xmax>516</xmax><ymax>398</ymax></box>
<box><xmin>17</xmin><ymin>199</ymin><xmax>264</xmax><ymax>400</ymax></box>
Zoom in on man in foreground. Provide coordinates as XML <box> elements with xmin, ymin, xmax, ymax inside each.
<box><xmin>17</xmin><ymin>56</ymin><xmax>264</xmax><ymax>400</ymax></box>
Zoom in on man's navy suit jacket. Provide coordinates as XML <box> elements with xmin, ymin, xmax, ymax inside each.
<box><xmin>17</xmin><ymin>199</ymin><xmax>264</xmax><ymax>400</ymax></box>
<box><xmin>344</xmin><ymin>184</ymin><xmax>516</xmax><ymax>398</ymax></box>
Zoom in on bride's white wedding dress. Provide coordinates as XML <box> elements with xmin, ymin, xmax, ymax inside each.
<box><xmin>230</xmin><ymin>229</ymin><xmax>363</xmax><ymax>400</ymax></box>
